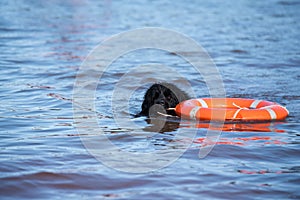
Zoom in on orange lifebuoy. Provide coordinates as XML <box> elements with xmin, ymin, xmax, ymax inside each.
<box><xmin>175</xmin><ymin>98</ymin><xmax>289</xmax><ymax>121</ymax></box>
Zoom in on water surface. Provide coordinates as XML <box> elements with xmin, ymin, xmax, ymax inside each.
<box><xmin>0</xmin><ymin>0</ymin><xmax>299</xmax><ymax>199</ymax></box>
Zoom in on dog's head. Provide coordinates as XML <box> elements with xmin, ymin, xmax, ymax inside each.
<box><xmin>139</xmin><ymin>83</ymin><xmax>189</xmax><ymax>116</ymax></box>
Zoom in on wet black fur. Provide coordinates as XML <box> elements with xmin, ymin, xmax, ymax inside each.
<box><xmin>138</xmin><ymin>83</ymin><xmax>190</xmax><ymax>117</ymax></box>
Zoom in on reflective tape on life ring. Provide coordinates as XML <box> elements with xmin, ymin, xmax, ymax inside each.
<box><xmin>175</xmin><ymin>98</ymin><xmax>289</xmax><ymax>121</ymax></box>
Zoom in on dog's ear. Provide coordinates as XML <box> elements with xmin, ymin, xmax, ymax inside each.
<box><xmin>140</xmin><ymin>98</ymin><xmax>150</xmax><ymax>116</ymax></box>
<box><xmin>168</xmin><ymin>90</ymin><xmax>180</xmax><ymax>107</ymax></box>
<box><xmin>139</xmin><ymin>85</ymin><xmax>157</xmax><ymax>116</ymax></box>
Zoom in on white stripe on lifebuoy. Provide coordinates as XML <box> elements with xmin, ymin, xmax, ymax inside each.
<box><xmin>189</xmin><ymin>107</ymin><xmax>200</xmax><ymax>119</ymax></box>
<box><xmin>197</xmin><ymin>99</ymin><xmax>208</xmax><ymax>108</ymax></box>
<box><xmin>250</xmin><ymin>100</ymin><xmax>262</xmax><ymax>109</ymax></box>
<box><xmin>265</xmin><ymin>108</ymin><xmax>277</xmax><ymax>120</ymax></box>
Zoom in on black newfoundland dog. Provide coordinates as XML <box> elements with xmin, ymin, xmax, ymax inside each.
<box><xmin>138</xmin><ymin>83</ymin><xmax>190</xmax><ymax>117</ymax></box>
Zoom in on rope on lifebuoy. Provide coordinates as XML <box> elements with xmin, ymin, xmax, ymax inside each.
<box><xmin>232</xmin><ymin>102</ymin><xmax>249</xmax><ymax>120</ymax></box>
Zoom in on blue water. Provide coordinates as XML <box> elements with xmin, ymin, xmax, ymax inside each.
<box><xmin>1</xmin><ymin>0</ymin><xmax>300</xmax><ymax>199</ymax></box>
